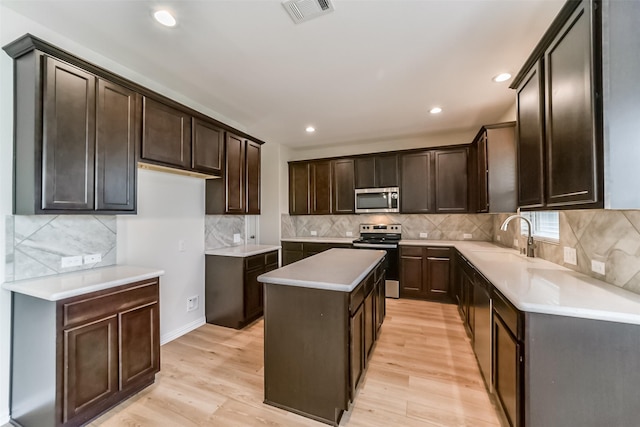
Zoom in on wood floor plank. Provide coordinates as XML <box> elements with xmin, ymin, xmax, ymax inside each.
<box><xmin>90</xmin><ymin>299</ymin><xmax>501</xmax><ymax>426</ymax></box>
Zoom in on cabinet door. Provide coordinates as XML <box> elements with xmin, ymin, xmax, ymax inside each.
<box><xmin>192</xmin><ymin>118</ymin><xmax>224</xmax><ymax>175</ymax></box>
<box><xmin>400</xmin><ymin>151</ymin><xmax>433</xmax><ymax>213</ymax></box>
<box><xmin>354</xmin><ymin>157</ymin><xmax>375</xmax><ymax>188</ymax></box>
<box><xmin>42</xmin><ymin>57</ymin><xmax>96</xmax><ymax>211</ymax></box>
<box><xmin>225</xmin><ymin>133</ymin><xmax>246</xmax><ymax>213</ymax></box>
<box><xmin>516</xmin><ymin>63</ymin><xmax>546</xmax><ymax>208</ymax></box>
<box><xmin>332</xmin><ymin>159</ymin><xmax>355</xmax><ymax>213</ymax></box>
<box><xmin>434</xmin><ymin>148</ymin><xmax>468</xmax><ymax>213</ymax></box>
<box><xmin>96</xmin><ymin>79</ymin><xmax>138</xmax><ymax>212</ymax></box>
<box><xmin>364</xmin><ymin>290</ymin><xmax>375</xmax><ymax>359</ymax></box>
<box><xmin>349</xmin><ymin>304</ymin><xmax>365</xmax><ymax>400</ymax></box>
<box><xmin>544</xmin><ymin>1</ymin><xmax>601</xmax><ymax>207</ymax></box>
<box><xmin>245</xmin><ymin>267</ymin><xmax>264</xmax><ymax>321</ymax></box>
<box><xmin>493</xmin><ymin>315</ymin><xmax>523</xmax><ymax>427</ymax></box>
<box><xmin>246</xmin><ymin>140</ymin><xmax>261</xmax><ymax>214</ymax></box>
<box><xmin>63</xmin><ymin>316</ymin><xmax>118</xmax><ymax>423</ymax></box>
<box><xmin>289</xmin><ymin>162</ymin><xmax>310</xmax><ymax>215</ymax></box>
<box><xmin>120</xmin><ymin>303</ymin><xmax>160</xmax><ymax>390</ymax></box>
<box><xmin>400</xmin><ymin>249</ymin><xmax>423</xmax><ymax>298</ymax></box>
<box><xmin>141</xmin><ymin>97</ymin><xmax>191</xmax><ymax>169</ymax></box>
<box><xmin>425</xmin><ymin>248</ymin><xmax>451</xmax><ymax>301</ymax></box>
<box><xmin>375</xmin><ymin>273</ymin><xmax>385</xmax><ymax>335</ymax></box>
<box><xmin>310</xmin><ymin>160</ymin><xmax>332</xmax><ymax>214</ymax></box>
<box><xmin>475</xmin><ymin>132</ymin><xmax>489</xmax><ymax>213</ymax></box>
<box><xmin>375</xmin><ymin>154</ymin><xmax>399</xmax><ymax>188</ymax></box>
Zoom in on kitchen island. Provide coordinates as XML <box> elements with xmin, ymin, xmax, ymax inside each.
<box><xmin>258</xmin><ymin>248</ymin><xmax>386</xmax><ymax>426</ymax></box>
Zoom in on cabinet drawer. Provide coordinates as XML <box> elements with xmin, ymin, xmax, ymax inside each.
<box><xmin>493</xmin><ymin>289</ymin><xmax>522</xmax><ymax>340</ymax></box>
<box><xmin>350</xmin><ymin>283</ymin><xmax>365</xmax><ymax>314</ymax></box>
<box><xmin>282</xmin><ymin>241</ymin><xmax>303</xmax><ymax>251</ymax></box>
<box><xmin>426</xmin><ymin>247</ymin><xmax>451</xmax><ymax>258</ymax></box>
<box><xmin>62</xmin><ymin>279</ymin><xmax>159</xmax><ymax>329</ymax></box>
<box><xmin>364</xmin><ymin>271</ymin><xmax>375</xmax><ymax>296</ymax></box>
<box><xmin>245</xmin><ymin>254</ymin><xmax>266</xmax><ymax>271</ymax></box>
<box><xmin>401</xmin><ymin>246</ymin><xmax>423</xmax><ymax>257</ymax></box>
<box><xmin>265</xmin><ymin>250</ymin><xmax>278</xmax><ymax>267</ymax></box>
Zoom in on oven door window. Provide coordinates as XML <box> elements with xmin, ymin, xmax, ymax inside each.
<box><xmin>357</xmin><ymin>193</ymin><xmax>389</xmax><ymax>210</ymax></box>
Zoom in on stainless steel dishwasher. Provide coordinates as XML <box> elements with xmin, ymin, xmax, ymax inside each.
<box><xmin>473</xmin><ymin>273</ymin><xmax>492</xmax><ymax>392</ymax></box>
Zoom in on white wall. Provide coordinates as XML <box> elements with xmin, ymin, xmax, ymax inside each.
<box><xmin>259</xmin><ymin>142</ymin><xmax>282</xmax><ymax>246</ymax></box>
<box><xmin>117</xmin><ymin>169</ymin><xmax>206</xmax><ymax>344</ymax></box>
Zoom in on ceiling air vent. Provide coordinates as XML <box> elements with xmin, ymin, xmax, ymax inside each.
<box><xmin>282</xmin><ymin>0</ymin><xmax>335</xmax><ymax>24</ymax></box>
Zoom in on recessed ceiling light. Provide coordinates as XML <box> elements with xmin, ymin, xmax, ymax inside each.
<box><xmin>154</xmin><ymin>10</ymin><xmax>176</xmax><ymax>27</ymax></box>
<box><xmin>493</xmin><ymin>73</ymin><xmax>512</xmax><ymax>83</ymax></box>
<box><xmin>429</xmin><ymin>107</ymin><xmax>442</xmax><ymax>114</ymax></box>
<box><xmin>306</xmin><ymin>126</ymin><xmax>315</xmax><ymax>133</ymax></box>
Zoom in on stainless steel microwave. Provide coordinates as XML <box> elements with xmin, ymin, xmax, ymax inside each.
<box><xmin>355</xmin><ymin>187</ymin><xmax>399</xmax><ymax>213</ymax></box>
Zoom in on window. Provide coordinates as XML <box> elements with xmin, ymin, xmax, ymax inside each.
<box><xmin>520</xmin><ymin>211</ymin><xmax>560</xmax><ymax>242</ymax></box>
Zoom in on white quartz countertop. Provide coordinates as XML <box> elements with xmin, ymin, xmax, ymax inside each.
<box><xmin>205</xmin><ymin>244</ymin><xmax>281</xmax><ymax>257</ymax></box>
<box><xmin>401</xmin><ymin>239</ymin><xmax>640</xmax><ymax>325</ymax></box>
<box><xmin>281</xmin><ymin>237</ymin><xmax>356</xmax><ymax>244</ymax></box>
<box><xmin>258</xmin><ymin>248</ymin><xmax>385</xmax><ymax>292</ymax></box>
<box><xmin>2</xmin><ymin>265</ymin><xmax>165</xmax><ymax>301</ymax></box>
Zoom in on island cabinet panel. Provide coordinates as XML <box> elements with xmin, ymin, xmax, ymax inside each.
<box><xmin>434</xmin><ymin>148</ymin><xmax>468</xmax><ymax>213</ymax></box>
<box><xmin>141</xmin><ymin>97</ymin><xmax>191</xmax><ymax>169</ymax></box>
<box><xmin>310</xmin><ymin>160</ymin><xmax>332</xmax><ymax>214</ymax></box>
<box><xmin>332</xmin><ymin>159</ymin><xmax>355</xmax><ymax>214</ymax></box>
<box><xmin>205</xmin><ymin>250</ymin><xmax>278</xmax><ymax>329</ymax></box>
<box><xmin>191</xmin><ymin>118</ymin><xmax>224</xmax><ymax>175</ymax></box>
<box><xmin>10</xmin><ymin>278</ymin><xmax>160</xmax><ymax>427</ymax></box>
<box><xmin>400</xmin><ymin>151</ymin><xmax>433</xmax><ymax>213</ymax></box>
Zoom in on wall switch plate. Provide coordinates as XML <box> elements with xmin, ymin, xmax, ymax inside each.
<box><xmin>233</xmin><ymin>233</ymin><xmax>242</xmax><ymax>243</ymax></box>
<box><xmin>178</xmin><ymin>240</ymin><xmax>186</xmax><ymax>252</ymax></box>
<box><xmin>61</xmin><ymin>256</ymin><xmax>83</xmax><ymax>268</ymax></box>
<box><xmin>83</xmin><ymin>253</ymin><xmax>102</xmax><ymax>264</ymax></box>
<box><xmin>419</xmin><ymin>232</ymin><xmax>428</xmax><ymax>238</ymax></box>
<box><xmin>591</xmin><ymin>260</ymin><xmax>606</xmax><ymax>275</ymax></box>
<box><xmin>310</xmin><ymin>230</ymin><xmax>318</xmax><ymax>236</ymax></box>
<box><xmin>463</xmin><ymin>233</ymin><xmax>472</xmax><ymax>240</ymax></box>
<box><xmin>346</xmin><ymin>231</ymin><xmax>353</xmax><ymax>237</ymax></box>
<box><xmin>187</xmin><ymin>296</ymin><xmax>199</xmax><ymax>312</ymax></box>
<box><xmin>563</xmin><ymin>247</ymin><xmax>577</xmax><ymax>265</ymax></box>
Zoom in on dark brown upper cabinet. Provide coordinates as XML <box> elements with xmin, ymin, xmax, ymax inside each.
<box><xmin>289</xmin><ymin>162</ymin><xmax>310</xmax><ymax>215</ymax></box>
<box><xmin>332</xmin><ymin>158</ymin><xmax>355</xmax><ymax>214</ymax></box>
<box><xmin>471</xmin><ymin>123</ymin><xmax>517</xmax><ymax>213</ymax></box>
<box><xmin>310</xmin><ymin>160</ymin><xmax>332</xmax><ymax>214</ymax></box>
<box><xmin>400</xmin><ymin>151</ymin><xmax>433</xmax><ymax>213</ymax></box>
<box><xmin>511</xmin><ymin>0</ymin><xmax>603</xmax><ymax>210</ymax></box>
<box><xmin>8</xmin><ymin>47</ymin><xmax>138</xmax><ymax>214</ymax></box>
<box><xmin>434</xmin><ymin>148</ymin><xmax>469</xmax><ymax>213</ymax></box>
<box><xmin>355</xmin><ymin>154</ymin><xmax>398</xmax><ymax>188</ymax></box>
<box><xmin>141</xmin><ymin>97</ymin><xmax>191</xmax><ymax>170</ymax></box>
<box><xmin>192</xmin><ymin>118</ymin><xmax>224</xmax><ymax>176</ymax></box>
<box><xmin>206</xmin><ymin>134</ymin><xmax>261</xmax><ymax>215</ymax></box>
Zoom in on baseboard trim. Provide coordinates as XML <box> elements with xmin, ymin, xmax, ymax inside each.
<box><xmin>1</xmin><ymin>410</ymin><xmax>10</xmax><ymax>426</ymax></box>
<box><xmin>160</xmin><ymin>316</ymin><xmax>205</xmax><ymax>346</ymax></box>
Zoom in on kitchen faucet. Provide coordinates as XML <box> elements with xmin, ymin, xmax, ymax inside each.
<box><xmin>500</xmin><ymin>214</ymin><xmax>535</xmax><ymax>258</ymax></box>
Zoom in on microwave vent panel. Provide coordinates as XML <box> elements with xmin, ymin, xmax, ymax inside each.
<box><xmin>282</xmin><ymin>0</ymin><xmax>334</xmax><ymax>24</ymax></box>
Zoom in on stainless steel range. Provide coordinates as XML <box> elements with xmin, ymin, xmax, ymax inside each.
<box><xmin>352</xmin><ymin>224</ymin><xmax>401</xmax><ymax>298</ymax></box>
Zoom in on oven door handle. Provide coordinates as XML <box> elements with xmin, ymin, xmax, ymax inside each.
<box><xmin>352</xmin><ymin>243</ymin><xmax>398</xmax><ymax>249</ymax></box>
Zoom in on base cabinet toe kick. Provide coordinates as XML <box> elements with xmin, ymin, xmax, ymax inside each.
<box><xmin>259</xmin><ymin>248</ymin><xmax>386</xmax><ymax>426</ymax></box>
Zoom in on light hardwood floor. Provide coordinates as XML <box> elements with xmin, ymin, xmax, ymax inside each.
<box><xmin>91</xmin><ymin>299</ymin><xmax>502</xmax><ymax>426</ymax></box>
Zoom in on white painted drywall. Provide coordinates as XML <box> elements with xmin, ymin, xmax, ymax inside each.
<box><xmin>259</xmin><ymin>142</ymin><xmax>282</xmax><ymax>246</ymax></box>
<box><xmin>117</xmin><ymin>169</ymin><xmax>206</xmax><ymax>344</ymax></box>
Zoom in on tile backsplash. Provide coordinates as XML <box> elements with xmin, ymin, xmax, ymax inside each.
<box><xmin>5</xmin><ymin>215</ymin><xmax>117</xmax><ymax>282</ymax></box>
<box><xmin>494</xmin><ymin>210</ymin><xmax>640</xmax><ymax>294</ymax></box>
<box><xmin>205</xmin><ymin>215</ymin><xmax>245</xmax><ymax>249</ymax></box>
<box><xmin>282</xmin><ymin>213</ymin><xmax>494</xmax><ymax>241</ymax></box>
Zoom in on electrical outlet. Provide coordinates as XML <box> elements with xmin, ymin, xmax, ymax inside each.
<box><xmin>419</xmin><ymin>232</ymin><xmax>428</xmax><ymax>238</ymax></box>
<box><xmin>178</xmin><ymin>240</ymin><xmax>186</xmax><ymax>252</ymax></box>
<box><xmin>563</xmin><ymin>247</ymin><xmax>577</xmax><ymax>265</ymax></box>
<box><xmin>513</xmin><ymin>238</ymin><xmax>520</xmax><ymax>248</ymax></box>
<box><xmin>61</xmin><ymin>256</ymin><xmax>83</xmax><ymax>268</ymax></box>
<box><xmin>346</xmin><ymin>231</ymin><xmax>353</xmax><ymax>237</ymax></box>
<box><xmin>83</xmin><ymin>253</ymin><xmax>102</xmax><ymax>264</ymax></box>
<box><xmin>233</xmin><ymin>233</ymin><xmax>242</xmax><ymax>243</ymax></box>
<box><xmin>310</xmin><ymin>230</ymin><xmax>318</xmax><ymax>236</ymax></box>
<box><xmin>187</xmin><ymin>296</ymin><xmax>199</xmax><ymax>312</ymax></box>
<box><xmin>591</xmin><ymin>260</ymin><xmax>606</xmax><ymax>275</ymax></box>
<box><xmin>463</xmin><ymin>233</ymin><xmax>472</xmax><ymax>240</ymax></box>
<box><xmin>497</xmin><ymin>235</ymin><xmax>501</xmax><ymax>242</ymax></box>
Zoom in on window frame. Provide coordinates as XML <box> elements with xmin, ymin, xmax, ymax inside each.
<box><xmin>520</xmin><ymin>211</ymin><xmax>560</xmax><ymax>243</ymax></box>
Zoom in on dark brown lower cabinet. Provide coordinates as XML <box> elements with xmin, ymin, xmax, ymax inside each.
<box><xmin>205</xmin><ymin>250</ymin><xmax>279</xmax><ymax>329</ymax></box>
<box><xmin>399</xmin><ymin>246</ymin><xmax>452</xmax><ymax>301</ymax></box>
<box><xmin>281</xmin><ymin>241</ymin><xmax>352</xmax><ymax>266</ymax></box>
<box><xmin>263</xmin><ymin>260</ymin><xmax>384</xmax><ymax>426</ymax></box>
<box><xmin>10</xmin><ymin>278</ymin><xmax>160</xmax><ymax>427</ymax></box>
<box><xmin>493</xmin><ymin>315</ymin><xmax>522</xmax><ymax>427</ymax></box>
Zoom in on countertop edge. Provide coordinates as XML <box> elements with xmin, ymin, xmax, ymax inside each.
<box><xmin>205</xmin><ymin>245</ymin><xmax>281</xmax><ymax>257</ymax></box>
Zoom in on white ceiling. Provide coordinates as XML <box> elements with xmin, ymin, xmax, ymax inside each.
<box><xmin>3</xmin><ymin>0</ymin><xmax>564</xmax><ymax>148</ymax></box>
